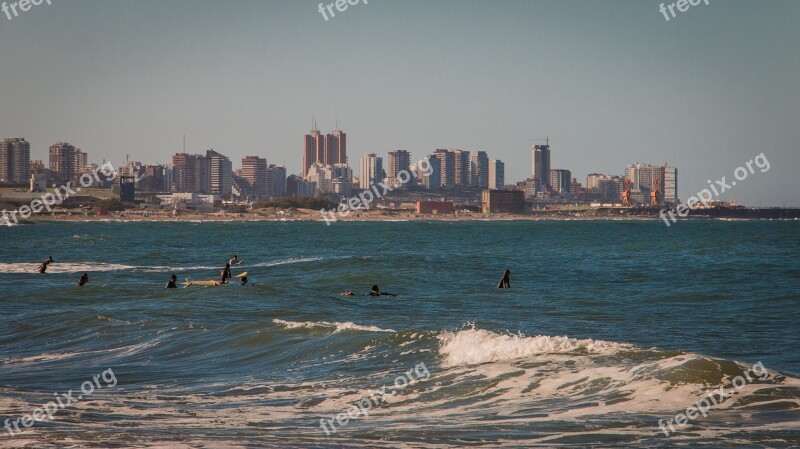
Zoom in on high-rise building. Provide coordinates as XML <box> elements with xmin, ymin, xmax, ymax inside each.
<box><xmin>304</xmin><ymin>126</ymin><xmax>325</xmax><ymax>177</ymax></box>
<box><xmin>287</xmin><ymin>174</ymin><xmax>316</xmax><ymax>197</ymax></box>
<box><xmin>0</xmin><ymin>138</ymin><xmax>31</xmax><ymax>183</ymax></box>
<box><xmin>548</xmin><ymin>169</ymin><xmax>572</xmax><ymax>194</ymax></box>
<box><xmin>325</xmin><ymin>129</ymin><xmax>347</xmax><ymax>166</ymax></box>
<box><xmin>470</xmin><ymin>151</ymin><xmax>489</xmax><ymax>188</ymax></box>
<box><xmin>172</xmin><ymin>153</ymin><xmax>197</xmax><ymax>193</ymax></box>
<box><xmin>49</xmin><ymin>142</ymin><xmax>84</xmax><ymax>183</ymax></box>
<box><xmin>586</xmin><ymin>173</ymin><xmax>611</xmax><ymax>190</ymax></box>
<box><xmin>306</xmin><ymin>162</ymin><xmax>334</xmax><ymax>193</ymax></box>
<box><xmin>359</xmin><ymin>153</ymin><xmax>383</xmax><ymax>189</ymax></box>
<box><xmin>241</xmin><ymin>156</ymin><xmax>268</xmax><ymax>198</ymax></box>
<box><xmin>208</xmin><ymin>150</ymin><xmax>232</xmax><ymax>197</ymax></box>
<box><xmin>453</xmin><ymin>150</ymin><xmax>470</xmax><ymax>186</ymax></box>
<box><xmin>625</xmin><ymin>162</ymin><xmax>664</xmax><ymax>193</ymax></box>
<box><xmin>267</xmin><ymin>164</ymin><xmax>287</xmax><ymax>198</ymax></box>
<box><xmin>434</xmin><ymin>149</ymin><xmax>455</xmax><ymax>188</ymax></box>
<box><xmin>532</xmin><ymin>145</ymin><xmax>551</xmax><ymax>191</ymax></box>
<box><xmin>387</xmin><ymin>150</ymin><xmax>412</xmax><ymax>186</ymax></box>
<box><xmin>488</xmin><ymin>159</ymin><xmax>505</xmax><ymax>190</ymax></box>
<box><xmin>663</xmin><ymin>165</ymin><xmax>678</xmax><ymax>203</ymax></box>
<box><xmin>422</xmin><ymin>155</ymin><xmax>441</xmax><ymax>190</ymax></box>
<box><xmin>304</xmin><ymin>126</ymin><xmax>346</xmax><ymax>176</ymax></box>
<box><xmin>598</xmin><ymin>176</ymin><xmax>625</xmax><ymax>202</ymax></box>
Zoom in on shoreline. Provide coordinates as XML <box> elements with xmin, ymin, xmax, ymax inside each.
<box><xmin>7</xmin><ymin>211</ymin><xmax>799</xmax><ymax>225</ymax></box>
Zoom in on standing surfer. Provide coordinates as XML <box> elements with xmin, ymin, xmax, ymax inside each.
<box><xmin>37</xmin><ymin>256</ymin><xmax>54</xmax><ymax>273</ymax></box>
<box><xmin>498</xmin><ymin>270</ymin><xmax>511</xmax><ymax>288</ymax></box>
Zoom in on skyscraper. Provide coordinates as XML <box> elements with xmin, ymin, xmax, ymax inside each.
<box><xmin>241</xmin><ymin>156</ymin><xmax>268</xmax><ymax>198</ymax></box>
<box><xmin>548</xmin><ymin>169</ymin><xmax>572</xmax><ymax>194</ymax></box>
<box><xmin>304</xmin><ymin>126</ymin><xmax>325</xmax><ymax>177</ymax></box>
<box><xmin>470</xmin><ymin>151</ymin><xmax>489</xmax><ymax>188</ymax></box>
<box><xmin>434</xmin><ymin>149</ymin><xmax>455</xmax><ymax>188</ymax></box>
<box><xmin>488</xmin><ymin>159</ymin><xmax>505</xmax><ymax>190</ymax></box>
<box><xmin>208</xmin><ymin>150</ymin><xmax>232</xmax><ymax>197</ymax></box>
<box><xmin>49</xmin><ymin>142</ymin><xmax>84</xmax><ymax>183</ymax></box>
<box><xmin>663</xmin><ymin>165</ymin><xmax>678</xmax><ymax>203</ymax></box>
<box><xmin>172</xmin><ymin>153</ymin><xmax>197</xmax><ymax>193</ymax></box>
<box><xmin>304</xmin><ymin>126</ymin><xmax>346</xmax><ymax>177</ymax></box>
<box><xmin>359</xmin><ymin>153</ymin><xmax>383</xmax><ymax>189</ymax></box>
<box><xmin>423</xmin><ymin>155</ymin><xmax>441</xmax><ymax>190</ymax></box>
<box><xmin>267</xmin><ymin>164</ymin><xmax>287</xmax><ymax>198</ymax></box>
<box><xmin>387</xmin><ymin>150</ymin><xmax>412</xmax><ymax>186</ymax></box>
<box><xmin>532</xmin><ymin>144</ymin><xmax>551</xmax><ymax>191</ymax></box>
<box><xmin>0</xmin><ymin>138</ymin><xmax>31</xmax><ymax>183</ymax></box>
<box><xmin>453</xmin><ymin>150</ymin><xmax>470</xmax><ymax>186</ymax></box>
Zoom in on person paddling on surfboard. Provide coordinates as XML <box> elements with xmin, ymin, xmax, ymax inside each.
<box><xmin>498</xmin><ymin>270</ymin><xmax>511</xmax><ymax>288</ymax></box>
<box><xmin>369</xmin><ymin>285</ymin><xmax>397</xmax><ymax>297</ymax></box>
<box><xmin>166</xmin><ymin>275</ymin><xmax>178</xmax><ymax>289</ymax></box>
<box><xmin>78</xmin><ymin>272</ymin><xmax>89</xmax><ymax>286</ymax></box>
<box><xmin>37</xmin><ymin>256</ymin><xmax>54</xmax><ymax>273</ymax></box>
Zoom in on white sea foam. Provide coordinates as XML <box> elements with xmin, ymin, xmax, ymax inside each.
<box><xmin>438</xmin><ymin>328</ymin><xmax>633</xmax><ymax>367</ymax></box>
<box><xmin>273</xmin><ymin>319</ymin><xmax>395</xmax><ymax>333</ymax></box>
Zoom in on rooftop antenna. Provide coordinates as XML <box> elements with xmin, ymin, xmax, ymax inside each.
<box><xmin>527</xmin><ymin>137</ymin><xmax>552</xmax><ymax>146</ymax></box>
<box><xmin>183</xmin><ymin>134</ymin><xmax>186</xmax><ymax>153</ymax></box>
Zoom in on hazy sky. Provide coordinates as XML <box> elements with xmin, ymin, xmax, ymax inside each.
<box><xmin>1</xmin><ymin>0</ymin><xmax>798</xmax><ymax>206</ymax></box>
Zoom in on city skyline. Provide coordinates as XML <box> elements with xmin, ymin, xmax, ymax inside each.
<box><xmin>1</xmin><ymin>0</ymin><xmax>798</xmax><ymax>206</ymax></box>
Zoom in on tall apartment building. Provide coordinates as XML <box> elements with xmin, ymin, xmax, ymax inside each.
<box><xmin>470</xmin><ymin>151</ymin><xmax>489</xmax><ymax>188</ymax></box>
<box><xmin>532</xmin><ymin>144</ymin><xmax>551</xmax><ymax>191</ymax></box>
<box><xmin>306</xmin><ymin>162</ymin><xmax>334</xmax><ymax>193</ymax></box>
<box><xmin>387</xmin><ymin>150</ymin><xmax>412</xmax><ymax>186</ymax></box>
<box><xmin>422</xmin><ymin>155</ymin><xmax>441</xmax><ymax>190</ymax></box>
<box><xmin>663</xmin><ymin>165</ymin><xmax>678</xmax><ymax>203</ymax></box>
<box><xmin>586</xmin><ymin>173</ymin><xmax>612</xmax><ymax>190</ymax></box>
<box><xmin>625</xmin><ymin>162</ymin><xmax>664</xmax><ymax>193</ymax></box>
<box><xmin>452</xmin><ymin>150</ymin><xmax>470</xmax><ymax>186</ymax></box>
<box><xmin>172</xmin><ymin>153</ymin><xmax>197</xmax><ymax>193</ymax></box>
<box><xmin>0</xmin><ymin>138</ymin><xmax>31</xmax><ymax>183</ymax></box>
<box><xmin>359</xmin><ymin>153</ymin><xmax>383</xmax><ymax>189</ymax></box>
<box><xmin>488</xmin><ymin>159</ymin><xmax>505</xmax><ymax>190</ymax></box>
<box><xmin>548</xmin><ymin>169</ymin><xmax>572</xmax><ymax>194</ymax></box>
<box><xmin>208</xmin><ymin>150</ymin><xmax>232</xmax><ymax>197</ymax></box>
<box><xmin>48</xmin><ymin>142</ymin><xmax>86</xmax><ymax>183</ymax></box>
<box><xmin>241</xmin><ymin>156</ymin><xmax>268</xmax><ymax>198</ymax></box>
<box><xmin>433</xmin><ymin>149</ymin><xmax>455</xmax><ymax>188</ymax></box>
<box><xmin>267</xmin><ymin>164</ymin><xmax>287</xmax><ymax>198</ymax></box>
<box><xmin>304</xmin><ymin>126</ymin><xmax>346</xmax><ymax>176</ymax></box>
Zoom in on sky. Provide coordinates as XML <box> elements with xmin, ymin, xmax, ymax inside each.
<box><xmin>0</xmin><ymin>0</ymin><xmax>798</xmax><ymax>206</ymax></box>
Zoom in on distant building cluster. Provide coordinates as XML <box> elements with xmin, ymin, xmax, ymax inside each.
<box><xmin>1</xmin><ymin>128</ymin><xmax>678</xmax><ymax>212</ymax></box>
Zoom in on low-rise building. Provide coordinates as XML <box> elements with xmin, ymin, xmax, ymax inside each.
<box><xmin>482</xmin><ymin>189</ymin><xmax>526</xmax><ymax>214</ymax></box>
<box><xmin>416</xmin><ymin>201</ymin><xmax>455</xmax><ymax>215</ymax></box>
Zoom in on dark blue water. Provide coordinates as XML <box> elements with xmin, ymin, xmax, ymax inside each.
<box><xmin>1</xmin><ymin>220</ymin><xmax>798</xmax><ymax>447</ymax></box>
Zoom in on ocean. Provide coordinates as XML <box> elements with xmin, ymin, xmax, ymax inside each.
<box><xmin>1</xmin><ymin>220</ymin><xmax>798</xmax><ymax>448</ymax></box>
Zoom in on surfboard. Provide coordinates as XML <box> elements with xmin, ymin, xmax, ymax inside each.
<box><xmin>183</xmin><ymin>279</ymin><xmax>223</xmax><ymax>288</ymax></box>
<box><xmin>235</xmin><ymin>272</ymin><xmax>248</xmax><ymax>278</ymax></box>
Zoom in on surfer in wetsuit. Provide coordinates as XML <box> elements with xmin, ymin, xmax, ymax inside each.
<box><xmin>369</xmin><ymin>285</ymin><xmax>397</xmax><ymax>297</ymax></box>
<box><xmin>498</xmin><ymin>270</ymin><xmax>511</xmax><ymax>288</ymax></box>
<box><xmin>166</xmin><ymin>275</ymin><xmax>178</xmax><ymax>289</ymax></box>
<box><xmin>220</xmin><ymin>263</ymin><xmax>231</xmax><ymax>284</ymax></box>
<box><xmin>240</xmin><ymin>276</ymin><xmax>252</xmax><ymax>286</ymax></box>
<box><xmin>78</xmin><ymin>272</ymin><xmax>89</xmax><ymax>286</ymax></box>
<box><xmin>229</xmin><ymin>255</ymin><xmax>242</xmax><ymax>266</ymax></box>
<box><xmin>37</xmin><ymin>256</ymin><xmax>54</xmax><ymax>273</ymax></box>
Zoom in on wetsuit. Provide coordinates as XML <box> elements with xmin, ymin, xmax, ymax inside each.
<box><xmin>166</xmin><ymin>280</ymin><xmax>177</xmax><ymax>288</ymax></box>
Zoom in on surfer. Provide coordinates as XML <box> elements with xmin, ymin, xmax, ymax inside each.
<box><xmin>369</xmin><ymin>285</ymin><xmax>397</xmax><ymax>297</ymax></box>
<box><xmin>220</xmin><ymin>263</ymin><xmax>231</xmax><ymax>284</ymax></box>
<box><xmin>37</xmin><ymin>256</ymin><xmax>54</xmax><ymax>273</ymax></box>
<box><xmin>240</xmin><ymin>276</ymin><xmax>252</xmax><ymax>286</ymax></box>
<box><xmin>498</xmin><ymin>270</ymin><xmax>511</xmax><ymax>288</ymax></box>
<box><xmin>340</xmin><ymin>290</ymin><xmax>355</xmax><ymax>296</ymax></box>
<box><xmin>229</xmin><ymin>255</ymin><xmax>242</xmax><ymax>266</ymax></box>
<box><xmin>166</xmin><ymin>275</ymin><xmax>178</xmax><ymax>289</ymax></box>
<box><xmin>78</xmin><ymin>272</ymin><xmax>89</xmax><ymax>286</ymax></box>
